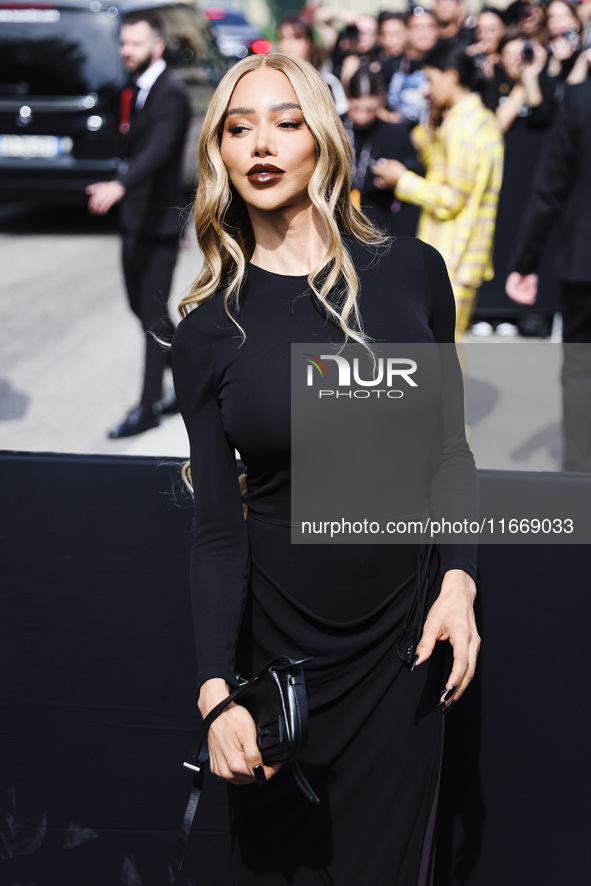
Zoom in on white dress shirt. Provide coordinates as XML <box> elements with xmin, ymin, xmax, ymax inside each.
<box><xmin>135</xmin><ymin>58</ymin><xmax>166</xmax><ymax>110</ymax></box>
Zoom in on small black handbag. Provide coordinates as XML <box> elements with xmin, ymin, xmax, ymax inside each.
<box><xmin>173</xmin><ymin>655</ymin><xmax>319</xmax><ymax>873</ymax></box>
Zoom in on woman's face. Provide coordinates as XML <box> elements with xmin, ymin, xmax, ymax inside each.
<box><xmin>348</xmin><ymin>94</ymin><xmax>383</xmax><ymax>130</ymax></box>
<box><xmin>277</xmin><ymin>25</ymin><xmax>311</xmax><ymax>61</ymax></box>
<box><xmin>220</xmin><ymin>68</ymin><xmax>318</xmax><ymax>217</ymax></box>
<box><xmin>476</xmin><ymin>12</ymin><xmax>505</xmax><ymax>54</ymax></box>
<box><xmin>546</xmin><ymin>1</ymin><xmax>578</xmax><ymax>37</ymax></box>
<box><xmin>501</xmin><ymin>39</ymin><xmax>525</xmax><ymax>81</ymax></box>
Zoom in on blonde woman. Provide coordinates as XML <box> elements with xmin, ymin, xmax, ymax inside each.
<box><xmin>171</xmin><ymin>53</ymin><xmax>480</xmax><ymax>885</ymax></box>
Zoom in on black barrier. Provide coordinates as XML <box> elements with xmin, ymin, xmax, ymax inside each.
<box><xmin>0</xmin><ymin>451</ymin><xmax>231</xmax><ymax>886</ymax></box>
<box><xmin>1</xmin><ymin>451</ymin><xmax>589</xmax><ymax>886</ymax></box>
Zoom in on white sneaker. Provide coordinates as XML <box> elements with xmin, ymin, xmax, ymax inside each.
<box><xmin>495</xmin><ymin>322</ymin><xmax>519</xmax><ymax>337</ymax></box>
<box><xmin>470</xmin><ymin>321</ymin><xmax>493</xmax><ymax>337</ymax></box>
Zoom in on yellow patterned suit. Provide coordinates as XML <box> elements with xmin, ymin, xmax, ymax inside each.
<box><xmin>394</xmin><ymin>93</ymin><xmax>504</xmax><ymax>337</ymax></box>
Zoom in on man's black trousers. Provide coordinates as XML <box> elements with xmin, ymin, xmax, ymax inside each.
<box><xmin>122</xmin><ymin>233</ymin><xmax>178</xmax><ymax>409</ymax></box>
<box><xmin>559</xmin><ymin>280</ymin><xmax>591</xmax><ymax>472</ymax></box>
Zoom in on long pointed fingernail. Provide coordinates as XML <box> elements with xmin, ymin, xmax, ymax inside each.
<box><xmin>443</xmin><ymin>685</ymin><xmax>456</xmax><ymax>701</ymax></box>
<box><xmin>410</xmin><ymin>654</ymin><xmax>419</xmax><ymax>672</ymax></box>
<box><xmin>253</xmin><ymin>765</ymin><xmax>266</xmax><ymax>785</ymax></box>
<box><xmin>442</xmin><ymin>700</ymin><xmax>455</xmax><ymax>716</ymax></box>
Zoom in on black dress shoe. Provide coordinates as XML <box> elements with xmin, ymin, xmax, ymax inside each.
<box><xmin>154</xmin><ymin>396</ymin><xmax>179</xmax><ymax>417</ymax></box>
<box><xmin>107</xmin><ymin>405</ymin><xmax>159</xmax><ymax>439</ymax></box>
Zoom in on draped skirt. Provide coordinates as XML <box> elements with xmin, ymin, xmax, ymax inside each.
<box><xmin>228</xmin><ymin>512</ymin><xmax>446</xmax><ymax>886</ymax></box>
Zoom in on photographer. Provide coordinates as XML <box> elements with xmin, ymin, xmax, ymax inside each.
<box><xmin>544</xmin><ymin>0</ymin><xmax>583</xmax><ymax>82</ymax></box>
<box><xmin>330</xmin><ymin>14</ymin><xmax>381</xmax><ymax>88</ymax></box>
<box><xmin>492</xmin><ymin>31</ymin><xmax>550</xmax><ymax>132</ymax></box>
<box><xmin>476</xmin><ymin>27</ymin><xmax>554</xmax><ymax>314</ymax></box>
<box><xmin>466</xmin><ymin>8</ymin><xmax>506</xmax><ymax>80</ymax></box>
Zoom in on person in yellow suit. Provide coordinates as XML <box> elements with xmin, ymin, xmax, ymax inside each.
<box><xmin>371</xmin><ymin>42</ymin><xmax>504</xmax><ymax>338</ymax></box>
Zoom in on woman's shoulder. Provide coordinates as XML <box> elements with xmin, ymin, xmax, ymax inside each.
<box><xmin>171</xmin><ymin>293</ymin><xmax>240</xmax><ymax>377</ymax></box>
<box><xmin>345</xmin><ymin>234</ymin><xmax>445</xmax><ymax>275</ymax></box>
<box><xmin>173</xmin><ymin>293</ymin><xmax>235</xmax><ymax>346</ymax></box>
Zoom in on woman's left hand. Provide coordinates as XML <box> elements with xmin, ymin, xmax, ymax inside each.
<box><xmin>413</xmin><ymin>569</ymin><xmax>481</xmax><ymax>709</ymax></box>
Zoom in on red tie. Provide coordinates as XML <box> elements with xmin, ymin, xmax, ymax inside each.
<box><xmin>119</xmin><ymin>86</ymin><xmax>134</xmax><ymax>135</ymax></box>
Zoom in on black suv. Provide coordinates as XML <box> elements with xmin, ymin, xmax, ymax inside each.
<box><xmin>0</xmin><ymin>0</ymin><xmax>226</xmax><ymax>200</ymax></box>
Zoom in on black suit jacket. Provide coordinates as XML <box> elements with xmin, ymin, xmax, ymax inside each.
<box><xmin>117</xmin><ymin>68</ymin><xmax>191</xmax><ymax>239</ymax></box>
<box><xmin>510</xmin><ymin>80</ymin><xmax>591</xmax><ymax>283</ymax></box>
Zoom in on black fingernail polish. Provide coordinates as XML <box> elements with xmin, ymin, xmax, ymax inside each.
<box><xmin>411</xmin><ymin>654</ymin><xmax>419</xmax><ymax>671</ymax></box>
<box><xmin>444</xmin><ymin>685</ymin><xmax>456</xmax><ymax>701</ymax></box>
<box><xmin>253</xmin><ymin>765</ymin><xmax>266</xmax><ymax>785</ymax></box>
<box><xmin>442</xmin><ymin>700</ymin><xmax>455</xmax><ymax>716</ymax></box>
<box><xmin>435</xmin><ymin>699</ymin><xmax>446</xmax><ymax>710</ymax></box>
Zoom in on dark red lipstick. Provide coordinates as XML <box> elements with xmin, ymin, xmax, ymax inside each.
<box><xmin>247</xmin><ymin>163</ymin><xmax>285</xmax><ymax>184</ymax></box>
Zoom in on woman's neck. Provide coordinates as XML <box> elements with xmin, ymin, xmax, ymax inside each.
<box><xmin>248</xmin><ymin>203</ymin><xmax>331</xmax><ymax>276</ymax></box>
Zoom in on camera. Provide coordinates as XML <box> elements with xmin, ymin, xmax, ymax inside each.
<box><xmin>563</xmin><ymin>29</ymin><xmax>580</xmax><ymax>51</ymax></box>
<box><xmin>522</xmin><ymin>40</ymin><xmax>534</xmax><ymax>64</ymax></box>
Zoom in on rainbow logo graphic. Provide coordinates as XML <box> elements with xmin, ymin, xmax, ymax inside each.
<box><xmin>303</xmin><ymin>353</ymin><xmax>328</xmax><ymax>378</ymax></box>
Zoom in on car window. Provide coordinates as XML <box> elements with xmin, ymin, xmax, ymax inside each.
<box><xmin>158</xmin><ymin>5</ymin><xmax>226</xmax><ymax>82</ymax></box>
<box><xmin>206</xmin><ymin>11</ymin><xmax>249</xmax><ymax>26</ymax></box>
<box><xmin>0</xmin><ymin>6</ymin><xmax>124</xmax><ymax>97</ymax></box>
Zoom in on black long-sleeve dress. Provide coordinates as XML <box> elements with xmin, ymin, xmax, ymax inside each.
<box><xmin>171</xmin><ymin>235</ymin><xmax>478</xmax><ymax>886</ymax></box>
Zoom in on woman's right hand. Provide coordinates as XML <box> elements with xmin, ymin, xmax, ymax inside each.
<box><xmin>198</xmin><ymin>678</ymin><xmax>282</xmax><ymax>785</ymax></box>
<box><xmin>521</xmin><ymin>41</ymin><xmax>547</xmax><ymax>81</ymax></box>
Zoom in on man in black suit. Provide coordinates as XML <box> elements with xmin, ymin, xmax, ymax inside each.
<box><xmin>87</xmin><ymin>11</ymin><xmax>190</xmax><ymax>438</ymax></box>
<box><xmin>506</xmin><ymin>79</ymin><xmax>591</xmax><ymax>471</ymax></box>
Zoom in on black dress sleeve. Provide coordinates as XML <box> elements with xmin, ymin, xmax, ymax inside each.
<box><xmin>421</xmin><ymin>240</ymin><xmax>479</xmax><ymax>583</ymax></box>
<box><xmin>171</xmin><ymin>314</ymin><xmax>250</xmax><ymax>693</ymax></box>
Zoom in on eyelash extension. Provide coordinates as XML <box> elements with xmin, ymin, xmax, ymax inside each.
<box><xmin>226</xmin><ymin>120</ymin><xmax>303</xmax><ymax>135</ymax></box>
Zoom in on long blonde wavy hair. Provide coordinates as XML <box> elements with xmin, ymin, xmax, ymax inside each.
<box><xmin>178</xmin><ymin>53</ymin><xmax>387</xmax><ymax>346</ymax></box>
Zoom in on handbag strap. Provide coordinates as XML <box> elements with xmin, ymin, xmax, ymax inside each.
<box><xmin>291</xmin><ymin>760</ymin><xmax>320</xmax><ymax>805</ymax></box>
<box><xmin>173</xmin><ymin>686</ymin><xmax>241</xmax><ymax>874</ymax></box>
<box><xmin>173</xmin><ymin>768</ymin><xmax>206</xmax><ymax>874</ymax></box>
<box><xmin>173</xmin><ymin>657</ymin><xmax>318</xmax><ymax>874</ymax></box>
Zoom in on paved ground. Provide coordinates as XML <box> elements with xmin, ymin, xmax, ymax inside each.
<box><xmin>0</xmin><ymin>200</ymin><xmax>195</xmax><ymax>460</ymax></box>
<box><xmin>0</xmin><ymin>201</ymin><xmax>563</xmax><ymax>472</ymax></box>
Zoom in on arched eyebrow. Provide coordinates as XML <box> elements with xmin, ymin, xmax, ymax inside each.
<box><xmin>225</xmin><ymin>102</ymin><xmax>302</xmax><ymax>118</ymax></box>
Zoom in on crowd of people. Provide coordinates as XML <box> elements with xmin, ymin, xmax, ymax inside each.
<box><xmin>296</xmin><ymin>1</ymin><xmax>590</xmax><ymax>127</ymax></box>
<box><xmin>89</xmin><ymin>3</ymin><xmax>591</xmax><ymax>469</ymax></box>
<box><xmin>272</xmin><ymin>2</ymin><xmax>591</xmax><ymax>471</ymax></box>
<box><xmin>276</xmin><ymin>1</ymin><xmax>591</xmax><ymax>338</ymax></box>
